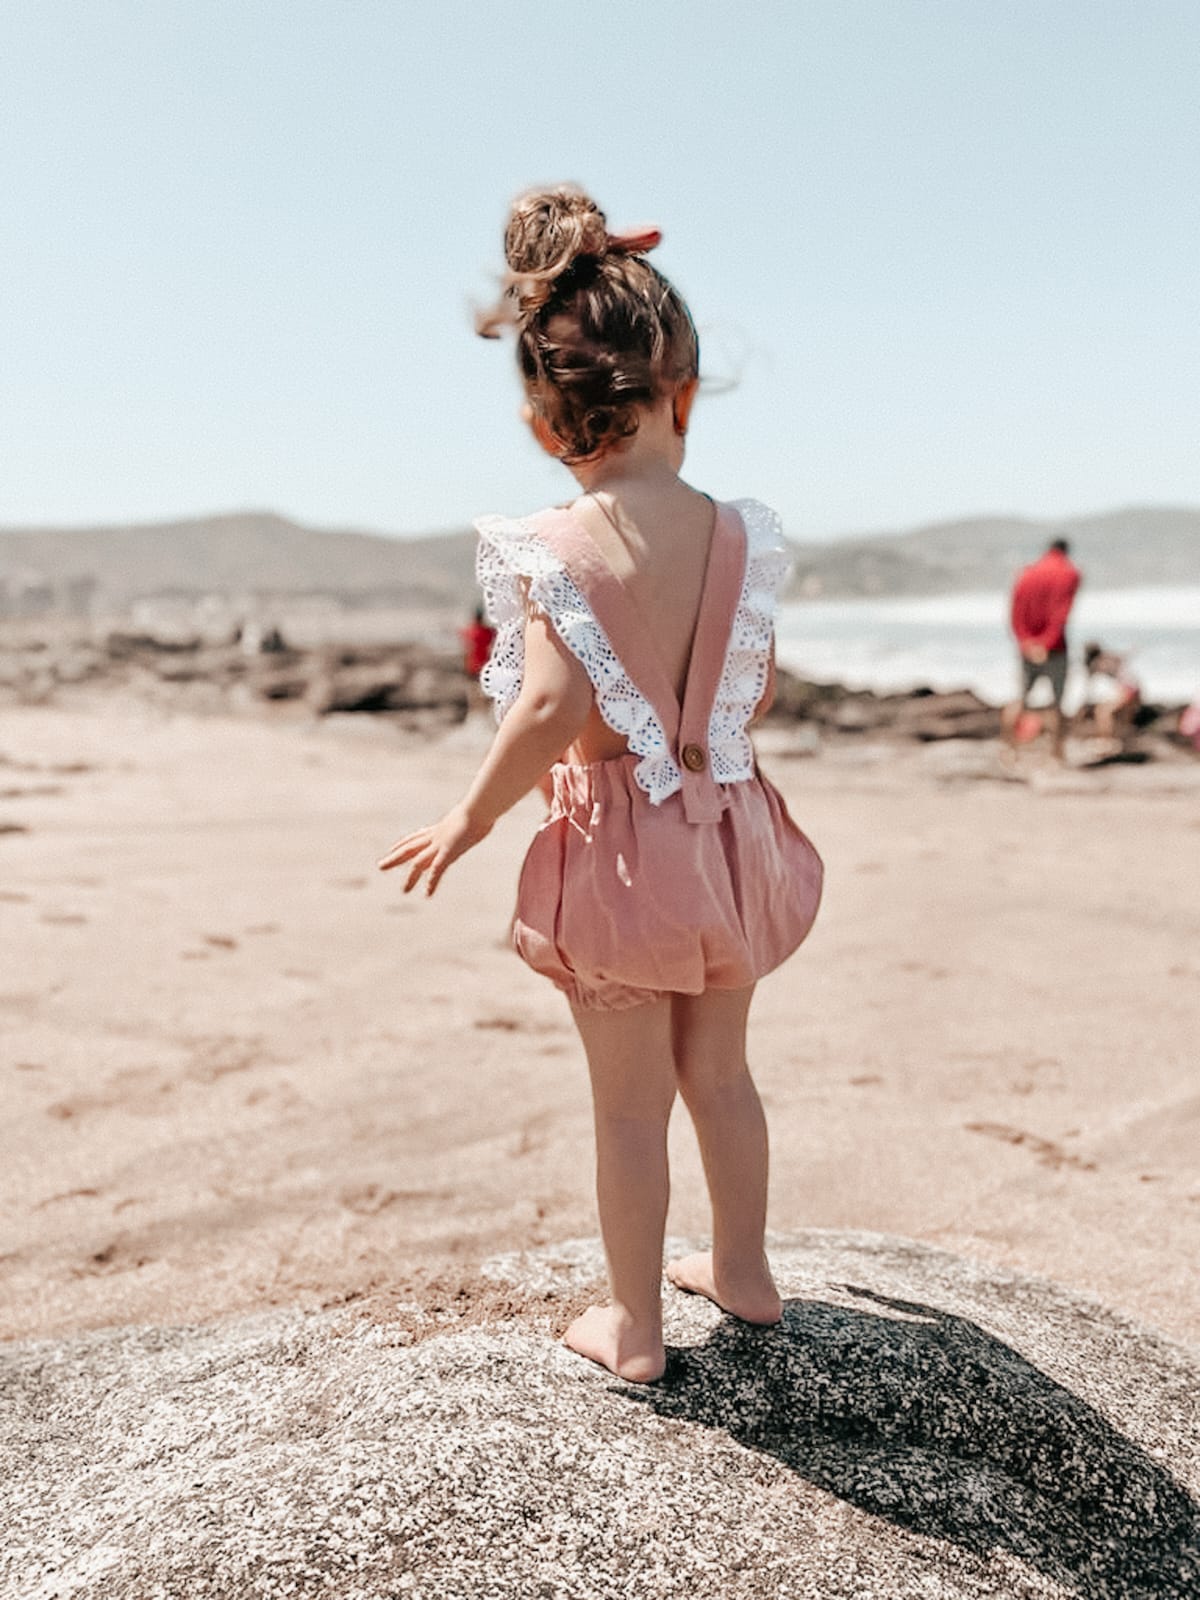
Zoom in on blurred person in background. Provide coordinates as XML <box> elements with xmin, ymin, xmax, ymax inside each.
<box><xmin>1177</xmin><ymin>698</ymin><xmax>1200</xmax><ymax>754</ymax></box>
<box><xmin>459</xmin><ymin>603</ymin><xmax>497</xmax><ymax>712</ymax></box>
<box><xmin>1080</xmin><ymin>641</ymin><xmax>1142</xmax><ymax>754</ymax></box>
<box><xmin>1001</xmin><ymin>537</ymin><xmax>1082</xmax><ymax>761</ymax></box>
<box><xmin>460</xmin><ymin>603</ymin><xmax>496</xmax><ymax>680</ymax></box>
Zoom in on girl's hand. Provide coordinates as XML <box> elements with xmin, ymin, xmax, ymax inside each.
<box><xmin>376</xmin><ymin>804</ymin><xmax>492</xmax><ymax>896</ymax></box>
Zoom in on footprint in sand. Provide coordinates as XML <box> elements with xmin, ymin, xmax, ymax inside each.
<box><xmin>203</xmin><ymin>934</ymin><xmax>238</xmax><ymax>950</ymax></box>
<box><xmin>0</xmin><ymin>992</ymin><xmax>40</xmax><ymax>1016</ymax></box>
<box><xmin>245</xmin><ymin>922</ymin><xmax>280</xmax><ymax>935</ymax></box>
<box><xmin>35</xmin><ymin>1187</ymin><xmax>102</xmax><ymax>1209</ymax></box>
<box><xmin>475</xmin><ymin>1014</ymin><xmax>566</xmax><ymax>1037</ymax></box>
<box><xmin>339</xmin><ymin>1182</ymin><xmax>407</xmax><ymax>1215</ymax></box>
<box><xmin>339</xmin><ymin>1181</ymin><xmax>447</xmax><ymax>1214</ymax></box>
<box><xmin>72</xmin><ymin>1237</ymin><xmax>151</xmax><ymax>1277</ymax></box>
<box><xmin>0</xmin><ymin>783</ymin><xmax>64</xmax><ymax>799</ymax></box>
<box><xmin>965</xmin><ymin>1121</ymin><xmax>1096</xmax><ymax>1173</ymax></box>
<box><xmin>0</xmin><ymin>822</ymin><xmax>29</xmax><ymax>836</ymax></box>
<box><xmin>511</xmin><ymin>1112</ymin><xmax>559</xmax><ymax>1157</ymax></box>
<box><xmin>40</xmin><ymin>911</ymin><xmax>88</xmax><ymax>926</ymax></box>
<box><xmin>1008</xmin><ymin>1056</ymin><xmax>1064</xmax><ymax>1096</ymax></box>
<box><xmin>184</xmin><ymin>1036</ymin><xmax>267</xmax><ymax>1085</ymax></box>
<box><xmin>45</xmin><ymin>1067</ymin><xmax>175</xmax><ymax>1120</ymax></box>
<box><xmin>0</xmin><ymin>890</ymin><xmax>30</xmax><ymax>903</ymax></box>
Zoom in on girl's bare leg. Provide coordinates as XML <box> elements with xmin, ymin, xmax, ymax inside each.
<box><xmin>563</xmin><ymin>997</ymin><xmax>675</xmax><ymax>1383</ymax></box>
<box><xmin>666</xmin><ymin>986</ymin><xmax>782</xmax><ymax>1323</ymax></box>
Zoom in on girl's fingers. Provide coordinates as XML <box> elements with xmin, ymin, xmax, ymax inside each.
<box><xmin>377</xmin><ymin>831</ymin><xmax>429</xmax><ymax>871</ymax></box>
<box><xmin>425</xmin><ymin>850</ymin><xmax>449</xmax><ymax>896</ymax></box>
<box><xmin>379</xmin><ymin>817</ymin><xmax>469</xmax><ymax>893</ymax></box>
<box><xmin>404</xmin><ymin>845</ymin><xmax>436</xmax><ymax>895</ymax></box>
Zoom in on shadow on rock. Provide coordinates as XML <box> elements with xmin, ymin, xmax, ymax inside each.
<box><xmin>632</xmin><ymin>1288</ymin><xmax>1199</xmax><ymax>1600</ymax></box>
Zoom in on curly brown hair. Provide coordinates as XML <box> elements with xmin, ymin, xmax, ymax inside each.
<box><xmin>477</xmin><ymin>185</ymin><xmax>699</xmax><ymax>464</ymax></box>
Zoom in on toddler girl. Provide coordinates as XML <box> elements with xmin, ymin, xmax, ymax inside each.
<box><xmin>379</xmin><ymin>186</ymin><xmax>823</xmax><ymax>1383</ymax></box>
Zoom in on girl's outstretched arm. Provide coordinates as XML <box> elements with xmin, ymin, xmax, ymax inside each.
<box><xmin>377</xmin><ymin>609</ymin><xmax>592</xmax><ymax>896</ymax></box>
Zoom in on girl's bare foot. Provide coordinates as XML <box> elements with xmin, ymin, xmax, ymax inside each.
<box><xmin>666</xmin><ymin>1250</ymin><xmax>783</xmax><ymax>1324</ymax></box>
<box><xmin>562</xmin><ymin>1304</ymin><xmax>666</xmax><ymax>1383</ymax></box>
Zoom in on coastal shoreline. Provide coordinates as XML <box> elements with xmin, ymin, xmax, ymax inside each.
<box><xmin>1</xmin><ymin>615</ymin><xmax>1194</xmax><ymax>759</ymax></box>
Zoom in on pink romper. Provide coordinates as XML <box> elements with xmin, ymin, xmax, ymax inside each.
<box><xmin>475</xmin><ymin>498</ymin><xmax>824</xmax><ymax>1011</ymax></box>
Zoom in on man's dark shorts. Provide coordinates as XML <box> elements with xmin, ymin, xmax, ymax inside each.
<box><xmin>1020</xmin><ymin>649</ymin><xmax>1069</xmax><ymax>707</ymax></box>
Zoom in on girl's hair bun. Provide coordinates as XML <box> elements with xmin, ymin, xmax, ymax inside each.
<box><xmin>478</xmin><ymin>181</ymin><xmax>698</xmax><ymax>463</ymax></box>
<box><xmin>502</xmin><ymin>185</ymin><xmax>609</xmax><ymax>318</ymax></box>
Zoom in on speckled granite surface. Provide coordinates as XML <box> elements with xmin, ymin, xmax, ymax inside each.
<box><xmin>3</xmin><ymin>1231</ymin><xmax>1197</xmax><ymax>1599</ymax></box>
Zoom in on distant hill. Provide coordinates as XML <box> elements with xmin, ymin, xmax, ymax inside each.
<box><xmin>790</xmin><ymin>506</ymin><xmax>1200</xmax><ymax>597</ymax></box>
<box><xmin>1</xmin><ymin>504</ymin><xmax>1196</xmax><ymax>612</ymax></box>
<box><xmin>0</xmin><ymin>512</ymin><xmax>479</xmax><ymax>612</ymax></box>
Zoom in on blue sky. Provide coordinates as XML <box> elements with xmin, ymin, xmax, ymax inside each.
<box><xmin>3</xmin><ymin>1</ymin><xmax>1198</xmax><ymax>539</ymax></box>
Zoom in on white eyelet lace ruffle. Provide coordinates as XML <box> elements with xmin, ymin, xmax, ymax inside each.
<box><xmin>474</xmin><ymin>513</ymin><xmax>678</xmax><ymax>802</ymax></box>
<box><xmin>474</xmin><ymin>499</ymin><xmax>790</xmax><ymax>805</ymax></box>
<box><xmin>709</xmin><ymin>499</ymin><xmax>791</xmax><ymax>783</ymax></box>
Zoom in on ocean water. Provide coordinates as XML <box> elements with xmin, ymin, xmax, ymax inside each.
<box><xmin>775</xmin><ymin>586</ymin><xmax>1200</xmax><ymax>710</ymax></box>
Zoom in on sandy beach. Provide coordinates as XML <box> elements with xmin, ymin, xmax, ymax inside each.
<box><xmin>2</xmin><ymin>700</ymin><xmax>1198</xmax><ymax>1348</ymax></box>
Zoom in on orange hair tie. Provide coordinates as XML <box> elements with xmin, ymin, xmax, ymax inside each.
<box><xmin>605</xmin><ymin>225</ymin><xmax>662</xmax><ymax>254</ymax></box>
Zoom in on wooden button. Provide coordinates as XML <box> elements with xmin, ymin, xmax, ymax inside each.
<box><xmin>681</xmin><ymin>742</ymin><xmax>706</xmax><ymax>773</ymax></box>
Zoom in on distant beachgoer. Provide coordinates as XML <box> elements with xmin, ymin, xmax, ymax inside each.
<box><xmin>459</xmin><ymin>604</ymin><xmax>496</xmax><ymax>679</ymax></box>
<box><xmin>1001</xmin><ymin>537</ymin><xmax>1082</xmax><ymax>761</ymax></box>
<box><xmin>378</xmin><ymin>184</ymin><xmax>823</xmax><ymax>1384</ymax></box>
<box><xmin>1081</xmin><ymin>641</ymin><xmax>1142</xmax><ymax>749</ymax></box>
<box><xmin>1178</xmin><ymin>698</ymin><xmax>1200</xmax><ymax>754</ymax></box>
<box><xmin>459</xmin><ymin>604</ymin><xmax>497</xmax><ymax>716</ymax></box>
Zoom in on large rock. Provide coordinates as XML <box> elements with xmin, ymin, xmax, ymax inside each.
<box><xmin>2</xmin><ymin>1232</ymin><xmax>1197</xmax><ymax>1599</ymax></box>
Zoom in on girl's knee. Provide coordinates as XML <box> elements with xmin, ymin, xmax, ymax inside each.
<box><xmin>674</xmin><ymin>1050</ymin><xmax>753</xmax><ymax>1107</ymax></box>
<box><xmin>595</xmin><ymin>1097</ymin><xmax>675</xmax><ymax>1138</ymax></box>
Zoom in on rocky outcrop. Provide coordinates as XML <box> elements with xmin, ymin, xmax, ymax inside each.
<box><xmin>2</xmin><ymin>1232</ymin><xmax>1196</xmax><ymax>1599</ymax></box>
<box><xmin>0</xmin><ymin>627</ymin><xmax>471</xmax><ymax>731</ymax></box>
<box><xmin>764</xmin><ymin>670</ymin><xmax>1194</xmax><ymax>755</ymax></box>
<box><xmin>767</xmin><ymin>675</ymin><xmax>1003</xmax><ymax>739</ymax></box>
<box><xmin>3</xmin><ymin>625</ymin><xmax>1194</xmax><ymax>757</ymax></box>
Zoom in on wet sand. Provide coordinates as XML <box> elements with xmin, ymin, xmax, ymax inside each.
<box><xmin>2</xmin><ymin>702</ymin><xmax>1198</xmax><ymax>1345</ymax></box>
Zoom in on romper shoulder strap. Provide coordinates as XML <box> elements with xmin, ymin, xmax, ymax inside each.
<box><xmin>676</xmin><ymin>503</ymin><xmax>747</xmax><ymax>820</ymax></box>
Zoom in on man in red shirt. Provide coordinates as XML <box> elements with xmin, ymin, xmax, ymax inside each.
<box><xmin>459</xmin><ymin>605</ymin><xmax>496</xmax><ymax>679</ymax></box>
<box><xmin>1001</xmin><ymin>538</ymin><xmax>1082</xmax><ymax>760</ymax></box>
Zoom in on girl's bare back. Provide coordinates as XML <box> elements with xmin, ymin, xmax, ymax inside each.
<box><xmin>565</xmin><ymin>481</ymin><xmax>717</xmax><ymax>764</ymax></box>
